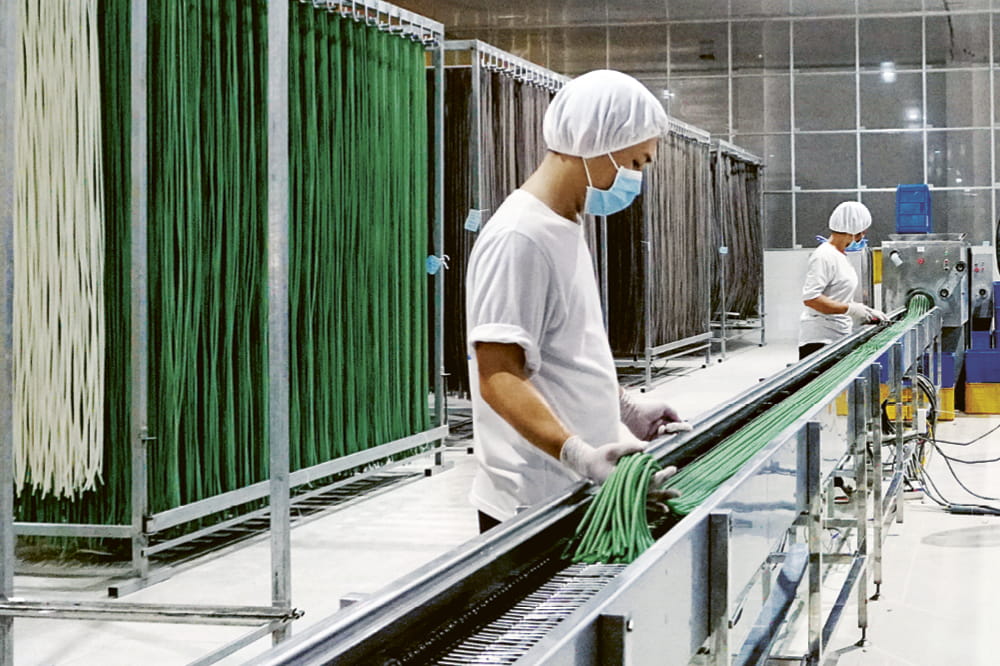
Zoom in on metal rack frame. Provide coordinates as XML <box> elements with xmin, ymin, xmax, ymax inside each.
<box><xmin>711</xmin><ymin>138</ymin><xmax>766</xmax><ymax>361</ymax></box>
<box><xmin>615</xmin><ymin>117</ymin><xmax>714</xmax><ymax>391</ymax></box>
<box><xmin>444</xmin><ymin>38</ymin><xmax>569</xmax><ymax>219</ymax></box>
<box><xmin>438</xmin><ymin>39</ymin><xmax>568</xmax><ymax>402</ymax></box>
<box><xmin>0</xmin><ymin>1</ymin><xmax>447</xmax><ymax>663</ymax></box>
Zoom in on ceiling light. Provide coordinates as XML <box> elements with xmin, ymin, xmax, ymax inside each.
<box><xmin>880</xmin><ymin>61</ymin><xmax>896</xmax><ymax>83</ymax></box>
<box><xmin>905</xmin><ymin>107</ymin><xmax>921</xmax><ymax>121</ymax></box>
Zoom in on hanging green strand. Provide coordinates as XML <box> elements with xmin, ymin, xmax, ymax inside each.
<box><xmin>289</xmin><ymin>5</ymin><xmax>430</xmax><ymax>465</ymax></box>
<box><xmin>147</xmin><ymin>0</ymin><xmax>269</xmax><ymax>513</ymax></box>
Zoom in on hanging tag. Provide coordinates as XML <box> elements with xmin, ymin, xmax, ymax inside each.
<box><xmin>464</xmin><ymin>209</ymin><xmax>488</xmax><ymax>232</ymax></box>
<box><xmin>426</xmin><ymin>254</ymin><xmax>450</xmax><ymax>275</ymax></box>
<box><xmin>718</xmin><ymin>246</ymin><xmax>729</xmax><ymax>255</ymax></box>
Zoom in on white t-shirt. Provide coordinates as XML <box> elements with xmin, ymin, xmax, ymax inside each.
<box><xmin>798</xmin><ymin>242</ymin><xmax>859</xmax><ymax>346</ymax></box>
<box><xmin>465</xmin><ymin>189</ymin><xmax>619</xmax><ymax>520</ymax></box>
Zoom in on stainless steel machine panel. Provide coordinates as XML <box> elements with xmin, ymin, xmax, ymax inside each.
<box><xmin>882</xmin><ymin>234</ymin><xmax>969</xmax><ymax>327</ymax></box>
<box><xmin>969</xmin><ymin>245</ymin><xmax>995</xmax><ymax>325</ymax></box>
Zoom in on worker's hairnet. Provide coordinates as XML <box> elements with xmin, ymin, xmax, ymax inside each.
<box><xmin>828</xmin><ymin>201</ymin><xmax>872</xmax><ymax>234</ymax></box>
<box><xmin>543</xmin><ymin>70</ymin><xmax>669</xmax><ymax>159</ymax></box>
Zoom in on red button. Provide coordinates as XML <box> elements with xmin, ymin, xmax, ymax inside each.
<box><xmin>917</xmin><ymin>258</ymin><xmax>925</xmax><ymax>264</ymax></box>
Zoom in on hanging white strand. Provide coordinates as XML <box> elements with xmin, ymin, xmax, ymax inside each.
<box><xmin>14</xmin><ymin>0</ymin><xmax>106</xmax><ymax>499</ymax></box>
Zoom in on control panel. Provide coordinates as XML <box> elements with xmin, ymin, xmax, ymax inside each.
<box><xmin>882</xmin><ymin>234</ymin><xmax>969</xmax><ymax>328</ymax></box>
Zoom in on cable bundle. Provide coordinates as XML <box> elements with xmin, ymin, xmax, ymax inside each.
<box><xmin>289</xmin><ymin>5</ymin><xmax>430</xmax><ymax>466</ymax></box>
<box><xmin>14</xmin><ymin>0</ymin><xmax>106</xmax><ymax>498</ymax></box>
<box><xmin>712</xmin><ymin>151</ymin><xmax>763</xmax><ymax>319</ymax></box>
<box><xmin>607</xmin><ymin>131</ymin><xmax>714</xmax><ymax>355</ymax></box>
<box><xmin>568</xmin><ymin>454</ymin><xmax>663</xmax><ymax>564</ymax></box>
<box><xmin>666</xmin><ymin>294</ymin><xmax>932</xmax><ymax>515</ymax></box>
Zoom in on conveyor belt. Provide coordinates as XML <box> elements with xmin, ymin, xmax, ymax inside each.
<box><xmin>250</xmin><ymin>303</ymin><xmax>938</xmax><ymax>666</ymax></box>
<box><xmin>436</xmin><ymin>563</ymin><xmax>625</xmax><ymax>665</ymax></box>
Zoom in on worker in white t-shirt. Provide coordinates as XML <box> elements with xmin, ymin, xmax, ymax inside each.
<box><xmin>798</xmin><ymin>201</ymin><xmax>888</xmax><ymax>360</ymax></box>
<box><xmin>466</xmin><ymin>70</ymin><xmax>692</xmax><ymax>533</ymax></box>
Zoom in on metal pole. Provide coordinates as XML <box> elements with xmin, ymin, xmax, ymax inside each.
<box><xmin>267</xmin><ymin>0</ymin><xmax>291</xmax><ymax>645</ymax></box>
<box><xmin>892</xmin><ymin>341</ymin><xmax>905</xmax><ymax>524</ymax></box>
<box><xmin>600</xmin><ymin>216</ymin><xmax>609</xmax><ymax>333</ymax></box>
<box><xmin>642</xmin><ymin>235</ymin><xmax>652</xmax><ymax>392</ymax></box>
<box><xmin>852</xmin><ymin>375</ymin><xmax>869</xmax><ymax>644</ymax></box>
<box><xmin>0</xmin><ymin>1</ymin><xmax>17</xmax><ymax>661</ymax></box>
<box><xmin>805</xmin><ymin>420</ymin><xmax>823</xmax><ymax>665</ymax></box>
<box><xmin>758</xmin><ymin>167</ymin><xmax>766</xmax><ymax>346</ymax></box>
<box><xmin>433</xmin><ymin>43</ymin><xmax>445</xmax><ymax>426</ymax></box>
<box><xmin>471</xmin><ymin>43</ymin><xmax>482</xmax><ymax>213</ymax></box>
<box><xmin>129</xmin><ymin>0</ymin><xmax>151</xmax><ymax>581</ymax></box>
<box><xmin>869</xmin><ymin>364</ymin><xmax>884</xmax><ymax>597</ymax></box>
<box><xmin>709</xmin><ymin>511</ymin><xmax>732</xmax><ymax>666</ymax></box>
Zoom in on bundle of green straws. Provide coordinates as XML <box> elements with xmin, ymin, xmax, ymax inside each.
<box><xmin>568</xmin><ymin>453</ymin><xmax>663</xmax><ymax>565</ymax></box>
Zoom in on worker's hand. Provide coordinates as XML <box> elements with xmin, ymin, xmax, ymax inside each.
<box><xmin>647</xmin><ymin>465</ymin><xmax>681</xmax><ymax>511</ymax></box>
<box><xmin>559</xmin><ymin>436</ymin><xmax>644</xmax><ymax>484</ymax></box>
<box><xmin>865</xmin><ymin>306</ymin><xmax>889</xmax><ymax>323</ymax></box>
<box><xmin>846</xmin><ymin>302</ymin><xmax>888</xmax><ymax>324</ymax></box>
<box><xmin>620</xmin><ymin>390</ymin><xmax>693</xmax><ymax>441</ymax></box>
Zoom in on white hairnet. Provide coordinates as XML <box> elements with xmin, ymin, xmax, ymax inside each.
<box><xmin>828</xmin><ymin>201</ymin><xmax>872</xmax><ymax>234</ymax></box>
<box><xmin>543</xmin><ymin>70</ymin><xmax>669</xmax><ymax>159</ymax></box>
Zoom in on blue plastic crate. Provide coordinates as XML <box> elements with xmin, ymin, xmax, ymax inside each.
<box><xmin>895</xmin><ymin>184</ymin><xmax>931</xmax><ymax>233</ymax></box>
<box><xmin>971</xmin><ymin>331</ymin><xmax>993</xmax><ymax>350</ymax></box>
<box><xmin>922</xmin><ymin>351</ymin><xmax>957</xmax><ymax>387</ymax></box>
<box><xmin>965</xmin><ymin>350</ymin><xmax>1000</xmax><ymax>383</ymax></box>
<box><xmin>877</xmin><ymin>337</ymin><xmax>914</xmax><ymax>383</ymax></box>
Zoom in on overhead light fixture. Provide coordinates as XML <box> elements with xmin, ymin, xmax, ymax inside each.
<box><xmin>880</xmin><ymin>61</ymin><xmax>896</xmax><ymax>83</ymax></box>
<box><xmin>905</xmin><ymin>107</ymin><xmax>921</xmax><ymax>122</ymax></box>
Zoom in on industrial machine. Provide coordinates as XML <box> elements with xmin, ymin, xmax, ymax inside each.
<box><xmin>968</xmin><ymin>245</ymin><xmax>995</xmax><ymax>347</ymax></box>
<box><xmin>247</xmin><ymin>306</ymin><xmax>943</xmax><ymax>666</ymax></box>
<box><xmin>882</xmin><ymin>233</ymin><xmax>969</xmax><ymax>329</ymax></box>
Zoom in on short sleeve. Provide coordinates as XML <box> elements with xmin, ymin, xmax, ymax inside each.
<box><xmin>467</xmin><ymin>232</ymin><xmax>554</xmax><ymax>375</ymax></box>
<box><xmin>801</xmin><ymin>249</ymin><xmax>832</xmax><ymax>301</ymax></box>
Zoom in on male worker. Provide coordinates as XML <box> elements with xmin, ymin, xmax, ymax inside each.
<box><xmin>466</xmin><ymin>70</ymin><xmax>690</xmax><ymax>533</ymax></box>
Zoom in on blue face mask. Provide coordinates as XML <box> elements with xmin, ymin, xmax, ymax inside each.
<box><xmin>845</xmin><ymin>237</ymin><xmax>868</xmax><ymax>252</ymax></box>
<box><xmin>583</xmin><ymin>154</ymin><xmax>643</xmax><ymax>216</ymax></box>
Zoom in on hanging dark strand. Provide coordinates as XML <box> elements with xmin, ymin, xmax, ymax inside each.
<box><xmin>439</xmin><ymin>65</ymin><xmax>555</xmax><ymax>396</ymax></box>
<box><xmin>608</xmin><ymin>132</ymin><xmax>714</xmax><ymax>356</ymax></box>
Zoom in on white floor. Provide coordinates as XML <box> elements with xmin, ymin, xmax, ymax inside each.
<box><xmin>11</xmin><ymin>339</ymin><xmax>1000</xmax><ymax>665</ymax></box>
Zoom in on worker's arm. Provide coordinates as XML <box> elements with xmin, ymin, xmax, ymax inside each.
<box><xmin>804</xmin><ymin>295</ymin><xmax>888</xmax><ymax>322</ymax></box>
<box><xmin>475</xmin><ymin>341</ymin><xmax>571</xmax><ymax>459</ymax></box>
<box><xmin>803</xmin><ymin>294</ymin><xmax>848</xmax><ymax>315</ymax></box>
<box><xmin>476</xmin><ymin>341</ymin><xmax>674</xmax><ymax>487</ymax></box>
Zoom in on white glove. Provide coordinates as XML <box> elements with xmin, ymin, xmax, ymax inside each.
<box><xmin>559</xmin><ymin>436</ymin><xmax>643</xmax><ymax>484</ymax></box>
<box><xmin>620</xmin><ymin>390</ymin><xmax>694</xmax><ymax>441</ymax></box>
<box><xmin>559</xmin><ymin>435</ymin><xmax>681</xmax><ymax>500</ymax></box>
<box><xmin>846</xmin><ymin>302</ymin><xmax>888</xmax><ymax>324</ymax></box>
